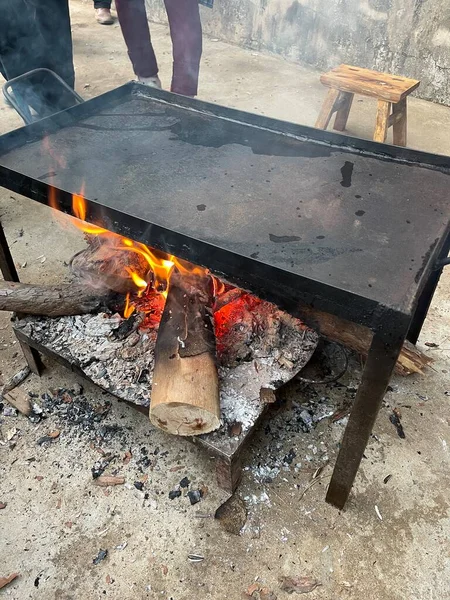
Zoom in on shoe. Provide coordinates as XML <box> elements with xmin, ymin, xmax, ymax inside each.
<box><xmin>138</xmin><ymin>75</ymin><xmax>162</xmax><ymax>89</ymax></box>
<box><xmin>95</xmin><ymin>8</ymin><xmax>114</xmax><ymax>24</ymax></box>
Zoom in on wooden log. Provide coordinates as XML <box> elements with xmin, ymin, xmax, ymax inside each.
<box><xmin>0</xmin><ymin>281</ymin><xmax>112</xmax><ymax>317</ymax></box>
<box><xmin>70</xmin><ymin>235</ymin><xmax>149</xmax><ymax>294</ymax></box>
<box><xmin>150</xmin><ymin>271</ymin><xmax>220</xmax><ymax>436</ymax></box>
<box><xmin>4</xmin><ymin>389</ymin><xmax>32</xmax><ymax>416</ymax></box>
<box><xmin>298</xmin><ymin>305</ymin><xmax>432</xmax><ymax>376</ymax></box>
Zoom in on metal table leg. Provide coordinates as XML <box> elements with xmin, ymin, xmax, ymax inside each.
<box><xmin>0</xmin><ymin>218</ymin><xmax>20</xmax><ymax>282</ymax></box>
<box><xmin>326</xmin><ymin>325</ymin><xmax>406</xmax><ymax>509</ymax></box>
<box><xmin>215</xmin><ymin>454</ymin><xmax>243</xmax><ymax>494</ymax></box>
<box><xmin>0</xmin><ymin>219</ymin><xmax>43</xmax><ymax>375</ymax></box>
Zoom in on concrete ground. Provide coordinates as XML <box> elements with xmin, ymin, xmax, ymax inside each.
<box><xmin>0</xmin><ymin>1</ymin><xmax>449</xmax><ymax>599</ymax></box>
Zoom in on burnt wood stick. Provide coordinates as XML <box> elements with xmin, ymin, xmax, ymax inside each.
<box><xmin>150</xmin><ymin>271</ymin><xmax>220</xmax><ymax>436</ymax></box>
<box><xmin>213</xmin><ymin>288</ymin><xmax>244</xmax><ymax>312</ymax></box>
<box><xmin>298</xmin><ymin>305</ymin><xmax>432</xmax><ymax>376</ymax></box>
<box><xmin>0</xmin><ymin>282</ymin><xmax>112</xmax><ymax>317</ymax></box>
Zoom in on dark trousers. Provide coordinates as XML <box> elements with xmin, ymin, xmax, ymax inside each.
<box><xmin>0</xmin><ymin>0</ymin><xmax>74</xmax><ymax>88</ymax></box>
<box><xmin>115</xmin><ymin>0</ymin><xmax>202</xmax><ymax>96</ymax></box>
<box><xmin>94</xmin><ymin>1</ymin><xmax>112</xmax><ymax>8</ymax></box>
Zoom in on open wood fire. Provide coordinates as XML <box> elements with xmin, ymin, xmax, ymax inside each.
<box><xmin>12</xmin><ymin>190</ymin><xmax>319</xmax><ymax>440</ymax></box>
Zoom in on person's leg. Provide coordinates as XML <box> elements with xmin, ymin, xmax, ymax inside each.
<box><xmin>115</xmin><ymin>0</ymin><xmax>159</xmax><ymax>79</ymax></box>
<box><xmin>36</xmin><ymin>0</ymin><xmax>75</xmax><ymax>88</ymax></box>
<box><xmin>164</xmin><ymin>0</ymin><xmax>202</xmax><ymax>96</ymax></box>
<box><xmin>0</xmin><ymin>57</ymin><xmax>6</xmax><ymax>81</ymax></box>
<box><xmin>94</xmin><ymin>0</ymin><xmax>112</xmax><ymax>7</ymax></box>
<box><xmin>0</xmin><ymin>0</ymin><xmax>74</xmax><ymax>87</ymax></box>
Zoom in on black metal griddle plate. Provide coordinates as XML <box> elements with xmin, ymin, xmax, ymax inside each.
<box><xmin>0</xmin><ymin>83</ymin><xmax>449</xmax><ymax>329</ymax></box>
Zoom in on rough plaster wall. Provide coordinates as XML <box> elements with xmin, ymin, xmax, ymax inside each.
<box><xmin>145</xmin><ymin>0</ymin><xmax>450</xmax><ymax>104</ymax></box>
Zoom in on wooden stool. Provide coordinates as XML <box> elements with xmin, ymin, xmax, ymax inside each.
<box><xmin>315</xmin><ymin>64</ymin><xmax>420</xmax><ymax>146</ymax></box>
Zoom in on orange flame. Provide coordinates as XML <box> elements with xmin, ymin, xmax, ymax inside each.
<box><xmin>119</xmin><ymin>239</ymin><xmax>175</xmax><ymax>298</ymax></box>
<box><xmin>125</xmin><ymin>268</ymin><xmax>148</xmax><ymax>297</ymax></box>
<box><xmin>48</xmin><ymin>185</ymin><xmax>220</xmax><ymax>317</ymax></box>
<box><xmin>48</xmin><ymin>185</ymin><xmax>108</xmax><ymax>235</ymax></box>
<box><xmin>123</xmin><ymin>292</ymin><xmax>135</xmax><ymax>319</ymax></box>
<box><xmin>71</xmin><ymin>189</ymin><xmax>108</xmax><ymax>235</ymax></box>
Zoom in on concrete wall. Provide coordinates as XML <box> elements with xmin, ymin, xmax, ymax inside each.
<box><xmin>145</xmin><ymin>0</ymin><xmax>450</xmax><ymax>105</ymax></box>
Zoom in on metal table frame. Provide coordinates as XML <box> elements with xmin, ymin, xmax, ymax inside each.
<box><xmin>0</xmin><ymin>83</ymin><xmax>449</xmax><ymax>509</ymax></box>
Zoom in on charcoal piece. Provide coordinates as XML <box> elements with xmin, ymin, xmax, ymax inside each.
<box><xmin>91</xmin><ymin>457</ymin><xmax>112</xmax><ymax>479</ymax></box>
<box><xmin>169</xmin><ymin>490</ymin><xmax>181</xmax><ymax>500</ymax></box>
<box><xmin>137</xmin><ymin>368</ymin><xmax>149</xmax><ymax>384</ymax></box>
<box><xmin>283</xmin><ymin>448</ymin><xmax>296</xmax><ymax>465</ymax></box>
<box><xmin>389</xmin><ymin>412</ymin><xmax>406</xmax><ymax>439</ymax></box>
<box><xmin>138</xmin><ymin>457</ymin><xmax>152</xmax><ymax>469</ymax></box>
<box><xmin>28</xmin><ymin>410</ymin><xmax>42</xmax><ymax>424</ymax></box>
<box><xmin>93</xmin><ymin>549</ymin><xmax>108</xmax><ymax>565</ymax></box>
<box><xmin>134</xmin><ymin>481</ymin><xmax>144</xmax><ymax>491</ymax></box>
<box><xmin>298</xmin><ymin>409</ymin><xmax>313</xmax><ymax>432</ymax></box>
<box><xmin>179</xmin><ymin>477</ymin><xmax>190</xmax><ymax>488</ymax></box>
<box><xmin>36</xmin><ymin>435</ymin><xmax>55</xmax><ymax>445</ymax></box>
<box><xmin>187</xmin><ymin>490</ymin><xmax>202</xmax><ymax>505</ymax></box>
<box><xmin>97</xmin><ymin>424</ymin><xmax>120</xmax><ymax>440</ymax></box>
<box><xmin>114</xmin><ymin>313</ymin><xmax>139</xmax><ymax>341</ymax></box>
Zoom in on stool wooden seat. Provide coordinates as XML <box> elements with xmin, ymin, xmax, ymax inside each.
<box><xmin>315</xmin><ymin>64</ymin><xmax>420</xmax><ymax>146</ymax></box>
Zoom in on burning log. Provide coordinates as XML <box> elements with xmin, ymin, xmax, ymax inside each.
<box><xmin>70</xmin><ymin>235</ymin><xmax>149</xmax><ymax>294</ymax></box>
<box><xmin>0</xmin><ymin>281</ymin><xmax>112</xmax><ymax>317</ymax></box>
<box><xmin>150</xmin><ymin>271</ymin><xmax>220</xmax><ymax>436</ymax></box>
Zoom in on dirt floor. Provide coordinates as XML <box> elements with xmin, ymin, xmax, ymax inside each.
<box><xmin>1</xmin><ymin>1</ymin><xmax>449</xmax><ymax>599</ymax></box>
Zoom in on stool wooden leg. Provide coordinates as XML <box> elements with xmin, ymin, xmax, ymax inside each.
<box><xmin>315</xmin><ymin>88</ymin><xmax>340</xmax><ymax>130</ymax></box>
<box><xmin>392</xmin><ymin>98</ymin><xmax>407</xmax><ymax>146</ymax></box>
<box><xmin>373</xmin><ymin>100</ymin><xmax>391</xmax><ymax>143</ymax></box>
<box><xmin>334</xmin><ymin>92</ymin><xmax>354</xmax><ymax>132</ymax></box>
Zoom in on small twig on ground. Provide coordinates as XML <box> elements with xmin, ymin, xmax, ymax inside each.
<box><xmin>298</xmin><ymin>474</ymin><xmax>332</xmax><ymax>501</ymax></box>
